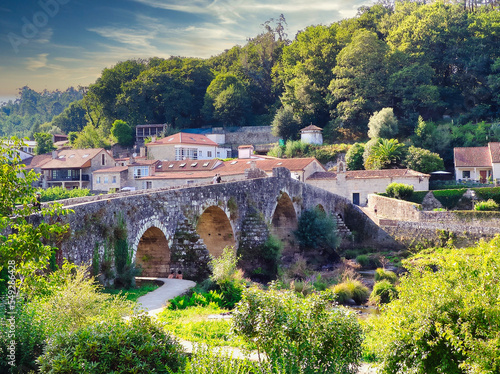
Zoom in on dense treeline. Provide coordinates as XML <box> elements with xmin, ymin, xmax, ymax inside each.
<box><xmin>0</xmin><ymin>86</ymin><xmax>83</xmax><ymax>138</ymax></box>
<box><xmin>4</xmin><ymin>1</ymin><xmax>500</xmax><ymax>154</ymax></box>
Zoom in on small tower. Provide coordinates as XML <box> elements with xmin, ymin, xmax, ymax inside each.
<box><xmin>300</xmin><ymin>125</ymin><xmax>323</xmax><ymax>145</ymax></box>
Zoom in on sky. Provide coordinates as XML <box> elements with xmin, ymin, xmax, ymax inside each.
<box><xmin>0</xmin><ymin>0</ymin><xmax>372</xmax><ymax>100</ymax></box>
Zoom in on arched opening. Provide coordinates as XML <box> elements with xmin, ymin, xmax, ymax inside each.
<box><xmin>136</xmin><ymin>227</ymin><xmax>170</xmax><ymax>277</ymax></box>
<box><xmin>196</xmin><ymin>206</ymin><xmax>235</xmax><ymax>257</ymax></box>
<box><xmin>271</xmin><ymin>192</ymin><xmax>298</xmax><ymax>253</ymax></box>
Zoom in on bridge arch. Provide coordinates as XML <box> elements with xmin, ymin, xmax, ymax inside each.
<box><xmin>132</xmin><ymin>219</ymin><xmax>170</xmax><ymax>277</ymax></box>
<box><xmin>196</xmin><ymin>206</ymin><xmax>235</xmax><ymax>257</ymax></box>
<box><xmin>271</xmin><ymin>191</ymin><xmax>298</xmax><ymax>253</ymax></box>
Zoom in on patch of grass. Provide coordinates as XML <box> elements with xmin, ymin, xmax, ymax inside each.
<box><xmin>102</xmin><ymin>282</ymin><xmax>159</xmax><ymax>303</ymax></box>
<box><xmin>157</xmin><ymin>306</ymin><xmax>255</xmax><ymax>350</ymax></box>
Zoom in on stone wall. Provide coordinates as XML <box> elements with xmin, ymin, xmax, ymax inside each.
<box><xmin>368</xmin><ymin>194</ymin><xmax>421</xmax><ymax>221</ymax></box>
<box><xmin>220</xmin><ymin>126</ymin><xmax>280</xmax><ymax>148</ymax></box>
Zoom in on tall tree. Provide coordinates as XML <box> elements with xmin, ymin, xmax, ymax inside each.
<box><xmin>34</xmin><ymin>132</ymin><xmax>55</xmax><ymax>155</ymax></box>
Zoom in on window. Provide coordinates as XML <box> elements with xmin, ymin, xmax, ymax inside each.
<box><xmin>104</xmin><ymin>177</ymin><xmax>109</xmax><ymax>184</ymax></box>
<box><xmin>226</xmin><ymin>150</ymin><xmax>232</xmax><ymax>158</ymax></box>
<box><xmin>175</xmin><ymin>148</ymin><xmax>198</xmax><ymax>161</ymax></box>
<box><xmin>462</xmin><ymin>170</ymin><xmax>471</xmax><ymax>179</ymax></box>
<box><xmin>199</xmin><ymin>151</ymin><xmax>202</xmax><ymax>157</ymax></box>
<box><xmin>143</xmin><ymin>181</ymin><xmax>152</xmax><ymax>189</ymax></box>
<box><xmin>96</xmin><ymin>176</ymin><xmax>101</xmax><ymax>184</ymax></box>
<box><xmin>217</xmin><ymin>152</ymin><xmax>220</xmax><ymax>157</ymax></box>
<box><xmin>112</xmin><ymin>176</ymin><xmax>117</xmax><ymax>183</ymax></box>
<box><xmin>134</xmin><ymin>166</ymin><xmax>149</xmax><ymax>178</ymax></box>
<box><xmin>207</xmin><ymin>151</ymin><xmax>212</xmax><ymax>158</ymax></box>
<box><xmin>101</xmin><ymin>154</ymin><xmax>106</xmax><ymax>166</ymax></box>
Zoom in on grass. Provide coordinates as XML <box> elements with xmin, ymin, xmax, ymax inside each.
<box><xmin>102</xmin><ymin>282</ymin><xmax>159</xmax><ymax>303</ymax></box>
<box><xmin>157</xmin><ymin>306</ymin><xmax>255</xmax><ymax>350</ymax></box>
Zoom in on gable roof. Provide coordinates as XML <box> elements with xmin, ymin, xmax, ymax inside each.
<box><xmin>94</xmin><ymin>166</ymin><xmax>128</xmax><ymax>174</ymax></box>
<box><xmin>147</xmin><ymin>132</ymin><xmax>218</xmax><ymax>147</ymax></box>
<box><xmin>156</xmin><ymin>159</ymin><xmax>221</xmax><ymax>172</ymax></box>
<box><xmin>22</xmin><ymin>154</ymin><xmax>53</xmax><ymax>170</ymax></box>
<box><xmin>488</xmin><ymin>142</ymin><xmax>500</xmax><ymax>163</ymax></box>
<box><xmin>41</xmin><ymin>149</ymin><xmax>107</xmax><ymax>170</ymax></box>
<box><xmin>307</xmin><ymin>169</ymin><xmax>429</xmax><ymax>180</ymax></box>
<box><xmin>454</xmin><ymin>146</ymin><xmax>491</xmax><ymax>167</ymax></box>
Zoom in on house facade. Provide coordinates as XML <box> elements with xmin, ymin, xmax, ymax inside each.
<box><xmin>307</xmin><ymin>168</ymin><xmax>430</xmax><ymax>206</ymax></box>
<box><xmin>40</xmin><ymin>148</ymin><xmax>115</xmax><ymax>190</ymax></box>
<box><xmin>93</xmin><ymin>166</ymin><xmax>128</xmax><ymax>192</ymax></box>
<box><xmin>453</xmin><ymin>143</ymin><xmax>500</xmax><ymax>182</ymax></box>
<box><xmin>146</xmin><ymin>132</ymin><xmax>232</xmax><ymax>161</ymax></box>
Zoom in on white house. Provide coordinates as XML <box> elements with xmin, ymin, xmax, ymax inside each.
<box><xmin>300</xmin><ymin>125</ymin><xmax>323</xmax><ymax>145</ymax></box>
<box><xmin>146</xmin><ymin>132</ymin><xmax>232</xmax><ymax>161</ymax></box>
<box><xmin>453</xmin><ymin>142</ymin><xmax>500</xmax><ymax>182</ymax></box>
<box><xmin>307</xmin><ymin>168</ymin><xmax>430</xmax><ymax>206</ymax></box>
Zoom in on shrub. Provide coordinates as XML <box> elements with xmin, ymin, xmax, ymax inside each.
<box><xmin>366</xmin><ymin>236</ymin><xmax>500</xmax><ymax>373</ymax></box>
<box><xmin>473</xmin><ymin>186</ymin><xmax>500</xmax><ymax>205</ymax></box>
<box><xmin>209</xmin><ymin>247</ymin><xmax>244</xmax><ymax>309</ymax></box>
<box><xmin>386</xmin><ymin>182</ymin><xmax>414</xmax><ymax>200</ymax></box>
<box><xmin>168</xmin><ymin>290</ymin><xmax>225</xmax><ymax>310</ymax></box>
<box><xmin>38</xmin><ymin>315</ymin><xmax>185</xmax><ymax>373</ymax></box>
<box><xmin>39</xmin><ymin>186</ymin><xmax>91</xmax><ymax>202</ymax></box>
<box><xmin>184</xmin><ymin>345</ymin><xmax>256</xmax><ymax>374</ymax></box>
<box><xmin>474</xmin><ymin>199</ymin><xmax>499</xmax><ymax>211</ymax></box>
<box><xmin>232</xmin><ymin>286</ymin><xmax>363</xmax><ymax>373</ymax></box>
<box><xmin>431</xmin><ymin>188</ymin><xmax>466</xmax><ymax>209</ymax></box>
<box><xmin>369</xmin><ymin>280</ymin><xmax>398</xmax><ymax>305</ymax></box>
<box><xmin>331</xmin><ymin>278</ymin><xmax>369</xmax><ymax>305</ymax></box>
<box><xmin>404</xmin><ymin>146</ymin><xmax>444</xmax><ymax>174</ymax></box>
<box><xmin>374</xmin><ymin>268</ymin><xmax>397</xmax><ymax>284</ymax></box>
<box><xmin>345</xmin><ymin>142</ymin><xmax>365</xmax><ymax>170</ymax></box>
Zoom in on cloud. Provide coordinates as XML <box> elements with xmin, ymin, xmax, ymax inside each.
<box><xmin>26</xmin><ymin>53</ymin><xmax>49</xmax><ymax>70</ymax></box>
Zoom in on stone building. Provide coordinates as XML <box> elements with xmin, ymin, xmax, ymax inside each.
<box><xmin>300</xmin><ymin>125</ymin><xmax>323</xmax><ymax>145</ymax></box>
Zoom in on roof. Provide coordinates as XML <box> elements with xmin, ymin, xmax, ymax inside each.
<box><xmin>489</xmin><ymin>142</ymin><xmax>500</xmax><ymax>163</ymax></box>
<box><xmin>129</xmin><ymin>159</ymin><xmax>159</xmax><ymax>166</ymax></box>
<box><xmin>94</xmin><ymin>166</ymin><xmax>128</xmax><ymax>174</ymax></box>
<box><xmin>136</xmin><ymin>124</ymin><xmax>167</xmax><ymax>128</ymax></box>
<box><xmin>156</xmin><ymin>159</ymin><xmax>220</xmax><ymax>172</ymax></box>
<box><xmin>22</xmin><ymin>154</ymin><xmax>53</xmax><ymax>170</ymax></box>
<box><xmin>220</xmin><ymin>158</ymin><xmax>325</xmax><ymax>175</ymax></box>
<box><xmin>307</xmin><ymin>169</ymin><xmax>429</xmax><ymax>180</ymax></box>
<box><xmin>238</xmin><ymin>145</ymin><xmax>254</xmax><ymax>149</ymax></box>
<box><xmin>147</xmin><ymin>132</ymin><xmax>218</xmax><ymax>147</ymax></box>
<box><xmin>41</xmin><ymin>149</ymin><xmax>107</xmax><ymax>170</ymax></box>
<box><xmin>454</xmin><ymin>146</ymin><xmax>491</xmax><ymax>167</ymax></box>
<box><xmin>300</xmin><ymin>125</ymin><xmax>322</xmax><ymax>132</ymax></box>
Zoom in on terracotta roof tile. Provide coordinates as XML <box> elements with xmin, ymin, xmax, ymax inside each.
<box><xmin>307</xmin><ymin>171</ymin><xmax>337</xmax><ymax>180</ymax></box>
<box><xmin>307</xmin><ymin>169</ymin><xmax>429</xmax><ymax>180</ymax></box>
<box><xmin>22</xmin><ymin>154</ymin><xmax>53</xmax><ymax>169</ymax></box>
<box><xmin>94</xmin><ymin>166</ymin><xmax>128</xmax><ymax>174</ymax></box>
<box><xmin>488</xmin><ymin>142</ymin><xmax>500</xmax><ymax>163</ymax></box>
<box><xmin>156</xmin><ymin>159</ymin><xmax>220</xmax><ymax>172</ymax></box>
<box><xmin>301</xmin><ymin>125</ymin><xmax>322</xmax><ymax>132</ymax></box>
<box><xmin>41</xmin><ymin>149</ymin><xmax>108</xmax><ymax>170</ymax></box>
<box><xmin>454</xmin><ymin>146</ymin><xmax>491</xmax><ymax>167</ymax></box>
<box><xmin>147</xmin><ymin>132</ymin><xmax>218</xmax><ymax>147</ymax></box>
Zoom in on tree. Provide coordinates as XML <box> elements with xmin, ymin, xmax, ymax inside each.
<box><xmin>0</xmin><ymin>137</ymin><xmax>69</xmax><ymax>288</ymax></box>
<box><xmin>367</xmin><ymin>108</ymin><xmax>399</xmax><ymax>139</ymax></box>
<box><xmin>345</xmin><ymin>142</ymin><xmax>365</xmax><ymax>170</ymax></box>
<box><xmin>111</xmin><ymin>120</ymin><xmax>134</xmax><ymax>146</ymax></box>
<box><xmin>34</xmin><ymin>132</ymin><xmax>55</xmax><ymax>155</ymax></box>
<box><xmin>294</xmin><ymin>207</ymin><xmax>340</xmax><ymax>261</ymax></box>
<box><xmin>404</xmin><ymin>145</ymin><xmax>444</xmax><ymax>173</ymax></box>
<box><xmin>72</xmin><ymin>124</ymin><xmax>110</xmax><ymax>149</ymax></box>
<box><xmin>213</xmin><ymin>84</ymin><xmax>250</xmax><ymax>126</ymax></box>
<box><xmin>271</xmin><ymin>106</ymin><xmax>301</xmax><ymax>140</ymax></box>
<box><xmin>364</xmin><ymin>138</ymin><xmax>405</xmax><ymax>170</ymax></box>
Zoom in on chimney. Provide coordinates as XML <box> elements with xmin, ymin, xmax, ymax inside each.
<box><xmin>238</xmin><ymin>145</ymin><xmax>254</xmax><ymax>159</ymax></box>
<box><xmin>52</xmin><ymin>150</ymin><xmax>57</xmax><ymax>159</ymax></box>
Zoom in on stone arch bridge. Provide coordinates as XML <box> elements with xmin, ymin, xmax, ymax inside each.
<box><xmin>57</xmin><ymin>168</ymin><xmax>390</xmax><ymax>281</ymax></box>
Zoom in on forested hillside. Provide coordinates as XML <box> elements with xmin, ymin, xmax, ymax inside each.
<box><xmin>4</xmin><ymin>1</ymin><xmax>500</xmax><ymax>152</ymax></box>
<box><xmin>0</xmin><ymin>87</ymin><xmax>83</xmax><ymax>138</ymax></box>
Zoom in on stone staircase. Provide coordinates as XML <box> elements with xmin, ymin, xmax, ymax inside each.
<box><xmin>334</xmin><ymin>214</ymin><xmax>351</xmax><ymax>237</ymax></box>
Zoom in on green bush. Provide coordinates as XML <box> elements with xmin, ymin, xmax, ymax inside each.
<box><xmin>386</xmin><ymin>182</ymin><xmax>414</xmax><ymax>200</ymax></box>
<box><xmin>232</xmin><ymin>286</ymin><xmax>363</xmax><ymax>373</ymax></box>
<box><xmin>38</xmin><ymin>315</ymin><xmax>185</xmax><ymax>373</ymax></box>
<box><xmin>374</xmin><ymin>268</ymin><xmax>397</xmax><ymax>284</ymax></box>
<box><xmin>184</xmin><ymin>345</ymin><xmax>256</xmax><ymax>374</ymax></box>
<box><xmin>39</xmin><ymin>186</ymin><xmax>91</xmax><ymax>202</ymax></box>
<box><xmin>209</xmin><ymin>247</ymin><xmax>244</xmax><ymax>309</ymax></box>
<box><xmin>331</xmin><ymin>278</ymin><xmax>369</xmax><ymax>305</ymax></box>
<box><xmin>474</xmin><ymin>199</ymin><xmax>499</xmax><ymax>211</ymax></box>
<box><xmin>366</xmin><ymin>236</ymin><xmax>500</xmax><ymax>373</ymax></box>
<box><xmin>431</xmin><ymin>188</ymin><xmax>467</xmax><ymax>209</ymax></box>
<box><xmin>369</xmin><ymin>280</ymin><xmax>398</xmax><ymax>305</ymax></box>
<box><xmin>168</xmin><ymin>290</ymin><xmax>225</xmax><ymax>310</ymax></box>
<box><xmin>473</xmin><ymin>186</ymin><xmax>500</xmax><ymax>205</ymax></box>
<box><xmin>406</xmin><ymin>190</ymin><xmax>428</xmax><ymax>204</ymax></box>
<box><xmin>356</xmin><ymin>254</ymin><xmax>380</xmax><ymax>269</ymax></box>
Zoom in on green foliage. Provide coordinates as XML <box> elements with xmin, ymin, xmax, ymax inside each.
<box><xmin>209</xmin><ymin>246</ymin><xmax>244</xmax><ymax>309</ymax></box>
<box><xmin>369</xmin><ymin>280</ymin><xmax>398</xmax><ymax>305</ymax></box>
<box><xmin>374</xmin><ymin>268</ymin><xmax>397</xmax><ymax>284</ymax></box>
<box><xmin>0</xmin><ymin>137</ymin><xmax>69</xmax><ymax>283</ymax></box>
<box><xmin>308</xmin><ymin>143</ymin><xmax>350</xmax><ymax>164</ymax></box>
<box><xmin>356</xmin><ymin>254</ymin><xmax>382</xmax><ymax>269</ymax></box>
<box><xmin>184</xmin><ymin>345</ymin><xmax>257</xmax><ymax>374</ymax></box>
<box><xmin>255</xmin><ymin>234</ymin><xmax>283</xmax><ymax>280</ymax></box>
<box><xmin>364</xmin><ymin>138</ymin><xmax>405</xmax><ymax>170</ymax></box>
<box><xmin>432</xmin><ymin>188</ymin><xmax>467</xmax><ymax>209</ymax></box>
<box><xmin>345</xmin><ymin>142</ymin><xmax>365</xmax><ymax>170</ymax></box>
<box><xmin>271</xmin><ymin>106</ymin><xmax>301</xmax><ymax>141</ymax></box>
<box><xmin>367</xmin><ymin>236</ymin><xmax>500</xmax><ymax>373</ymax></box>
<box><xmin>168</xmin><ymin>290</ymin><xmax>225</xmax><ymax>310</ymax></box>
<box><xmin>404</xmin><ymin>145</ymin><xmax>444</xmax><ymax>174</ymax></box>
<box><xmin>72</xmin><ymin>123</ymin><xmax>111</xmax><ymax>149</ymax></box>
<box><xmin>294</xmin><ymin>207</ymin><xmax>340</xmax><ymax>261</ymax></box>
<box><xmin>474</xmin><ymin>199</ymin><xmax>499</xmax><ymax>211</ymax></box>
<box><xmin>331</xmin><ymin>278</ymin><xmax>370</xmax><ymax>305</ymax></box>
<box><xmin>284</xmin><ymin>139</ymin><xmax>310</xmax><ymax>158</ymax></box>
<box><xmin>473</xmin><ymin>186</ymin><xmax>500</xmax><ymax>205</ymax></box>
<box><xmin>367</xmin><ymin>107</ymin><xmax>399</xmax><ymax>139</ymax></box>
<box><xmin>38</xmin><ymin>315</ymin><xmax>185</xmax><ymax>373</ymax></box>
<box><xmin>386</xmin><ymin>182</ymin><xmax>414</xmax><ymax>200</ymax></box>
<box><xmin>110</xmin><ymin>119</ymin><xmax>134</xmax><ymax>146</ymax></box>
<box><xmin>113</xmin><ymin>215</ymin><xmax>139</xmax><ymax>289</ymax></box>
<box><xmin>232</xmin><ymin>286</ymin><xmax>363</xmax><ymax>373</ymax></box>
<box><xmin>406</xmin><ymin>190</ymin><xmax>428</xmax><ymax>204</ymax></box>
<box><xmin>33</xmin><ymin>132</ymin><xmax>55</xmax><ymax>154</ymax></box>
<box><xmin>102</xmin><ymin>282</ymin><xmax>159</xmax><ymax>303</ymax></box>
<box><xmin>39</xmin><ymin>186</ymin><xmax>91</xmax><ymax>202</ymax></box>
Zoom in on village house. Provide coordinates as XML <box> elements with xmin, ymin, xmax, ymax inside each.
<box><xmin>453</xmin><ymin>142</ymin><xmax>500</xmax><ymax>183</ymax></box>
<box><xmin>146</xmin><ymin>132</ymin><xmax>232</xmax><ymax>161</ymax></box>
<box><xmin>306</xmin><ymin>167</ymin><xmax>430</xmax><ymax>206</ymax></box>
<box><xmin>40</xmin><ymin>148</ymin><xmax>115</xmax><ymax>190</ymax></box>
<box><xmin>93</xmin><ymin>166</ymin><xmax>128</xmax><ymax>192</ymax></box>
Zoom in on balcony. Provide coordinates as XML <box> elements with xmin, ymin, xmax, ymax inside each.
<box><xmin>47</xmin><ymin>172</ymin><xmax>90</xmax><ymax>182</ymax></box>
